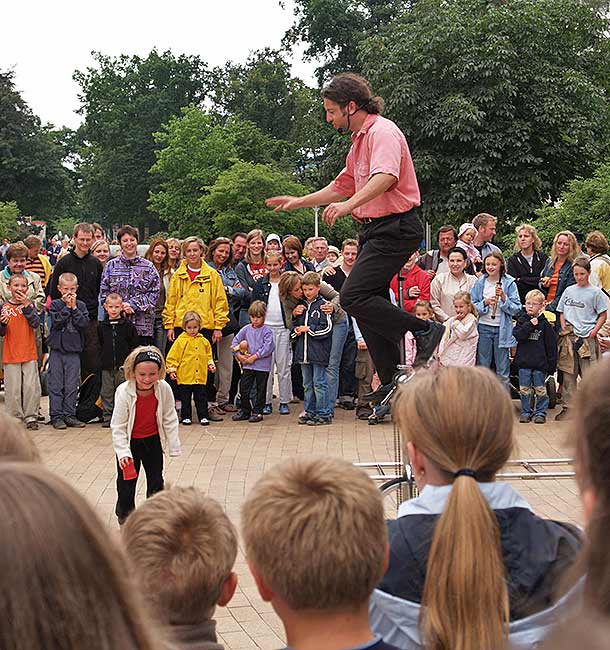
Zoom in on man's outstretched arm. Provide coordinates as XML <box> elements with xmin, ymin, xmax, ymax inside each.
<box><xmin>266</xmin><ymin>183</ymin><xmax>347</xmax><ymax>212</ymax></box>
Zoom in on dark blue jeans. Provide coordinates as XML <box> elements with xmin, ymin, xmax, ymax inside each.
<box><xmin>301</xmin><ymin>362</ymin><xmax>331</xmax><ymax>419</ymax></box>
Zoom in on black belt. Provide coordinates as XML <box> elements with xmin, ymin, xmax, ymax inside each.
<box><xmin>359</xmin><ymin>211</ymin><xmax>409</xmax><ymax>225</ymax></box>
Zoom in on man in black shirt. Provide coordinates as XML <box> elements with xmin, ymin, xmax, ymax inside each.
<box><xmin>49</xmin><ymin>223</ymin><xmax>102</xmax><ymax>377</ymax></box>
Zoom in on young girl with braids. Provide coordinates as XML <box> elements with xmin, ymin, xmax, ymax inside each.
<box><xmin>111</xmin><ymin>345</ymin><xmax>181</xmax><ymax>525</ymax></box>
<box><xmin>370</xmin><ymin>366</ymin><xmax>581</xmax><ymax>650</ymax></box>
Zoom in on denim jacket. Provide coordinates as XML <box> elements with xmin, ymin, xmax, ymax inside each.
<box><xmin>540</xmin><ymin>258</ymin><xmax>575</xmax><ymax>313</ymax></box>
<box><xmin>207</xmin><ymin>261</ymin><xmax>246</xmax><ymax>314</ymax></box>
<box><xmin>471</xmin><ymin>273</ymin><xmax>522</xmax><ymax>348</ymax></box>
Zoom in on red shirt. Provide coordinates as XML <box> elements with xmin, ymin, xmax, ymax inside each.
<box><xmin>186</xmin><ymin>266</ymin><xmax>200</xmax><ymax>281</ymax></box>
<box><xmin>332</xmin><ymin>114</ymin><xmax>420</xmax><ymax>220</ymax></box>
<box><xmin>132</xmin><ymin>392</ymin><xmax>159</xmax><ymax>439</ymax></box>
<box><xmin>248</xmin><ymin>263</ymin><xmax>268</xmax><ymax>282</ymax></box>
<box><xmin>390</xmin><ymin>265</ymin><xmax>431</xmax><ymax>313</ymax></box>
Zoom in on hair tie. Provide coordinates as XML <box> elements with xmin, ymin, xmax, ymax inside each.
<box><xmin>453</xmin><ymin>468</ymin><xmax>477</xmax><ymax>480</ymax></box>
<box><xmin>134</xmin><ymin>349</ymin><xmax>162</xmax><ymax>369</ymax></box>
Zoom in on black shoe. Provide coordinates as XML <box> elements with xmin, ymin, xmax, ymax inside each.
<box><xmin>52</xmin><ymin>419</ymin><xmax>67</xmax><ymax>430</ymax></box>
<box><xmin>248</xmin><ymin>414</ymin><xmax>263</xmax><ymax>423</ymax></box>
<box><xmin>64</xmin><ymin>416</ymin><xmax>85</xmax><ymax>428</ymax></box>
<box><xmin>413</xmin><ymin>321</ymin><xmax>444</xmax><ymax>367</ymax></box>
<box><xmin>533</xmin><ymin>415</ymin><xmax>546</xmax><ymax>424</ymax></box>
<box><xmin>102</xmin><ymin>420</ymin><xmax>111</xmax><ymax>428</ymax></box>
<box><xmin>232</xmin><ymin>411</ymin><xmax>250</xmax><ymax>421</ymax></box>
<box><xmin>337</xmin><ymin>399</ymin><xmax>356</xmax><ymax>410</ymax></box>
<box><xmin>363</xmin><ymin>383</ymin><xmax>393</xmax><ymax>403</ymax></box>
<box><xmin>298</xmin><ymin>414</ymin><xmax>315</xmax><ymax>425</ymax></box>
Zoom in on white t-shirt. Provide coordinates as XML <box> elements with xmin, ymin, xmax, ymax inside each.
<box><xmin>478</xmin><ymin>279</ymin><xmax>500</xmax><ymax>327</ymax></box>
<box><xmin>265</xmin><ymin>282</ymin><xmax>284</xmax><ymax>327</ymax></box>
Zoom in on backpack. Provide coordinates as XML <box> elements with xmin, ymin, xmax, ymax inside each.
<box><xmin>76</xmin><ymin>373</ymin><xmax>103</xmax><ymax>423</ymax></box>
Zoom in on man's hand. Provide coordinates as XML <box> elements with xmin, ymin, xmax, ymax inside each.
<box><xmin>167</xmin><ymin>328</ymin><xmax>175</xmax><ymax>342</ymax></box>
<box><xmin>266</xmin><ymin>196</ymin><xmax>302</xmax><ymax>212</ymax></box>
<box><xmin>321</xmin><ymin>265</ymin><xmax>337</xmax><ymax>277</ymax></box>
<box><xmin>408</xmin><ymin>287</ymin><xmax>421</xmax><ymax>299</ymax></box>
<box><xmin>212</xmin><ymin>329</ymin><xmax>222</xmax><ymax>344</ymax></box>
<box><xmin>322</xmin><ymin>201</ymin><xmax>351</xmax><ymax>226</ymax></box>
<box><xmin>425</xmin><ymin>270</ymin><xmax>436</xmax><ymax>280</ymax></box>
<box><xmin>357</xmin><ymin>340</ymin><xmax>367</xmax><ymax>351</ymax></box>
<box><xmin>169</xmin><ymin>371</ymin><xmax>177</xmax><ymax>381</ymax></box>
<box><xmin>320</xmin><ymin>301</ymin><xmax>334</xmax><ymax>315</ymax></box>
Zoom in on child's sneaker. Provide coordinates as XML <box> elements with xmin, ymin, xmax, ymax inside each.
<box><xmin>248</xmin><ymin>414</ymin><xmax>263</xmax><ymax>423</ymax></box>
<box><xmin>200</xmin><ymin>418</ymin><xmax>209</xmax><ymax>426</ymax></box>
<box><xmin>182</xmin><ymin>418</ymin><xmax>192</xmax><ymax>425</ymax></box>
<box><xmin>519</xmin><ymin>414</ymin><xmax>531</xmax><ymax>423</ymax></box>
<box><xmin>533</xmin><ymin>415</ymin><xmax>546</xmax><ymax>424</ymax></box>
<box><xmin>262</xmin><ymin>403</ymin><xmax>273</xmax><ymax>415</ymax></box>
<box><xmin>279</xmin><ymin>403</ymin><xmax>290</xmax><ymax>415</ymax></box>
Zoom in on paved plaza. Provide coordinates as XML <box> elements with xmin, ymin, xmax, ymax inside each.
<box><xmin>6</xmin><ymin>396</ymin><xmax>581</xmax><ymax>650</ymax></box>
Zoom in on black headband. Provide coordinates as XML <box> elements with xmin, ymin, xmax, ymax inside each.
<box><xmin>134</xmin><ymin>349</ymin><xmax>163</xmax><ymax>369</ymax></box>
<box><xmin>453</xmin><ymin>468</ymin><xmax>477</xmax><ymax>480</ymax></box>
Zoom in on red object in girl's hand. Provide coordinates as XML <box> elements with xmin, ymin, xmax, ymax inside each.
<box><xmin>122</xmin><ymin>458</ymin><xmax>137</xmax><ymax>481</ymax></box>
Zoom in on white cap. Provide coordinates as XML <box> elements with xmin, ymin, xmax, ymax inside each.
<box><xmin>266</xmin><ymin>233</ymin><xmax>281</xmax><ymax>245</ymax></box>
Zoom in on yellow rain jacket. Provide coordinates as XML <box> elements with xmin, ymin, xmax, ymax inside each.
<box><xmin>162</xmin><ymin>261</ymin><xmax>229</xmax><ymax>332</ymax></box>
<box><xmin>165</xmin><ymin>332</ymin><xmax>214</xmax><ymax>385</ymax></box>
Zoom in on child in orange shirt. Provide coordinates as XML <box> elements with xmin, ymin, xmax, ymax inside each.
<box><xmin>0</xmin><ymin>274</ymin><xmax>41</xmax><ymax>429</ymax></box>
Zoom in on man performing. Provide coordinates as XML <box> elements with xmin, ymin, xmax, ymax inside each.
<box><xmin>266</xmin><ymin>73</ymin><xmax>443</xmax><ymax>402</ymax></box>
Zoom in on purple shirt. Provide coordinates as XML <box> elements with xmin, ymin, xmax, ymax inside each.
<box><xmin>100</xmin><ymin>254</ymin><xmax>160</xmax><ymax>337</ymax></box>
<box><xmin>231</xmin><ymin>324</ymin><xmax>274</xmax><ymax>372</ymax></box>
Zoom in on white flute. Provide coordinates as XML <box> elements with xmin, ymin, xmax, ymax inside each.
<box><xmin>491</xmin><ymin>281</ymin><xmax>502</xmax><ymax>319</ymax></box>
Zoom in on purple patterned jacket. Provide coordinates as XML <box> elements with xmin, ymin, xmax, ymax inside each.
<box><xmin>100</xmin><ymin>254</ymin><xmax>160</xmax><ymax>337</ymax></box>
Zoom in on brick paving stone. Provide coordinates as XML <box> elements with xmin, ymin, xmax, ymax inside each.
<box><xmin>2</xmin><ymin>394</ymin><xmax>582</xmax><ymax>650</ymax></box>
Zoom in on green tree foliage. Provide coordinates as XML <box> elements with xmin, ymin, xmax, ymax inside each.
<box><xmin>150</xmin><ymin>107</ymin><xmax>291</xmax><ymax>238</ymax></box>
<box><xmin>202</xmin><ymin>161</ymin><xmax>356</xmax><ymax>244</ymax></box>
<box><xmin>284</xmin><ymin>0</ymin><xmax>408</xmax><ymax>82</ymax></box>
<box><xmin>0</xmin><ymin>71</ymin><xmax>74</xmax><ymax>217</ymax></box>
<box><xmin>534</xmin><ymin>162</ymin><xmax>610</xmax><ymax>248</ymax></box>
<box><xmin>359</xmin><ymin>0</ymin><xmax>610</xmax><ymax>231</ymax></box>
<box><xmin>0</xmin><ymin>201</ymin><xmax>20</xmax><ymax>240</ymax></box>
<box><xmin>74</xmin><ymin>50</ymin><xmax>209</xmax><ymax>228</ymax></box>
<box><xmin>212</xmin><ymin>49</ymin><xmax>339</xmax><ymax>185</ymax></box>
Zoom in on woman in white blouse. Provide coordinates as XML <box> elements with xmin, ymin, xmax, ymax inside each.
<box><xmin>430</xmin><ymin>247</ymin><xmax>477</xmax><ymax>322</ymax></box>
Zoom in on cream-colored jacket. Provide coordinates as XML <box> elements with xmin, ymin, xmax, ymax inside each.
<box><xmin>430</xmin><ymin>271</ymin><xmax>476</xmax><ymax>322</ymax></box>
<box><xmin>111</xmin><ymin>379</ymin><xmax>181</xmax><ymax>460</ymax></box>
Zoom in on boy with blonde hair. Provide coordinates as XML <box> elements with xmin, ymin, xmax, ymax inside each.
<box><xmin>241</xmin><ymin>456</ymin><xmax>399</xmax><ymax>650</ymax></box>
<box><xmin>122</xmin><ymin>486</ymin><xmax>238</xmax><ymax>650</ymax></box>
<box><xmin>513</xmin><ymin>289</ymin><xmax>557</xmax><ymax>424</ymax></box>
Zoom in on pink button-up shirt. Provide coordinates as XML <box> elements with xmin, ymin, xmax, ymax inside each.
<box><xmin>331</xmin><ymin>114</ymin><xmax>420</xmax><ymax>220</ymax></box>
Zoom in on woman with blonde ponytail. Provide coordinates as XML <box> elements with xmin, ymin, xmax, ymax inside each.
<box><xmin>370</xmin><ymin>367</ymin><xmax>582</xmax><ymax>650</ymax></box>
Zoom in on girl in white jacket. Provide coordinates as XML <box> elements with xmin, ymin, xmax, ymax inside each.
<box><xmin>438</xmin><ymin>291</ymin><xmax>479</xmax><ymax>367</ymax></box>
<box><xmin>111</xmin><ymin>345</ymin><xmax>181</xmax><ymax>524</ymax></box>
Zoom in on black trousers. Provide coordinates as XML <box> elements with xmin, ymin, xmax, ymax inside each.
<box><xmin>179</xmin><ymin>384</ymin><xmax>209</xmax><ymax>421</ymax></box>
<box><xmin>240</xmin><ymin>369</ymin><xmax>269</xmax><ymax>415</ymax></box>
<box><xmin>115</xmin><ymin>434</ymin><xmax>164</xmax><ymax>523</ymax></box>
<box><xmin>338</xmin><ymin>322</ymin><xmax>357</xmax><ymax>397</ymax></box>
<box><xmin>341</xmin><ymin>212</ymin><xmax>426</xmax><ymax>385</ymax></box>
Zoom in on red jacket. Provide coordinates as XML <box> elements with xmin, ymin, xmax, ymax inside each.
<box><xmin>390</xmin><ymin>265</ymin><xmax>431</xmax><ymax>313</ymax></box>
